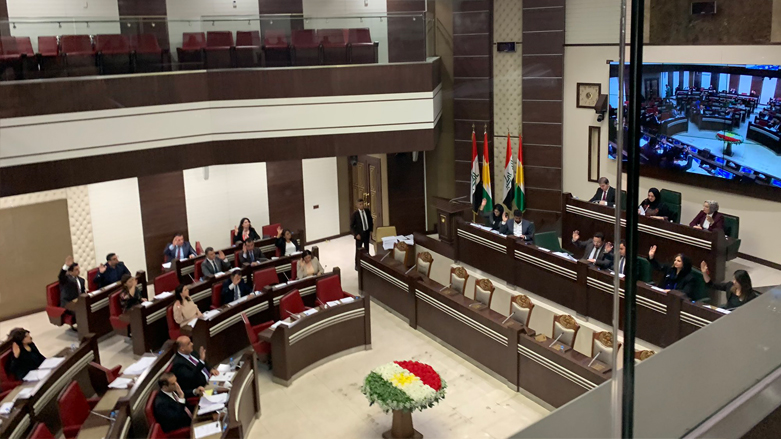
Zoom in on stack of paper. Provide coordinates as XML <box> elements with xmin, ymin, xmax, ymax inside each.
<box><xmin>162</xmin><ymin>262</ymin><xmax>172</xmax><ymax>270</ymax></box>
<box><xmin>0</xmin><ymin>402</ymin><xmax>14</xmax><ymax>415</ymax></box>
<box><xmin>217</xmin><ymin>364</ymin><xmax>231</xmax><ymax>374</ymax></box>
<box><xmin>396</xmin><ymin>235</ymin><xmax>414</xmax><ymax>245</ymax></box>
<box><xmin>302</xmin><ymin>308</ymin><xmax>318</xmax><ymax>316</ymax></box>
<box><xmin>339</xmin><ymin>297</ymin><xmax>355</xmax><ymax>304</ymax></box>
<box><xmin>197</xmin><ymin>393</ymin><xmax>228</xmax><ymax>415</ymax></box>
<box><xmin>382</xmin><ymin>236</ymin><xmax>399</xmax><ymax>250</ymax></box>
<box><xmin>15</xmin><ymin>388</ymin><xmax>35</xmax><ymax>400</ymax></box>
<box><xmin>108</xmin><ymin>377</ymin><xmax>134</xmax><ymax>389</ymax></box>
<box><xmin>326</xmin><ymin>300</ymin><xmax>341</xmax><ymax>308</ymax></box>
<box><xmin>194</xmin><ymin>421</ymin><xmax>222</xmax><ymax>438</ymax></box>
<box><xmin>187</xmin><ymin>318</ymin><xmax>198</xmax><ymax>328</ymax></box>
<box><xmin>124</xmin><ymin>356</ymin><xmax>156</xmax><ymax>375</ymax></box>
<box><xmin>154</xmin><ymin>291</ymin><xmax>173</xmax><ymax>300</ymax></box>
<box><xmin>268</xmin><ymin>321</ymin><xmax>283</xmax><ymax>331</ymax></box>
<box><xmin>141</xmin><ymin>301</ymin><xmax>155</xmax><ymax>307</ymax></box>
<box><xmin>203</xmin><ymin>309</ymin><xmax>221</xmax><ymax>320</ymax></box>
<box><xmin>38</xmin><ymin>357</ymin><xmax>65</xmax><ymax>369</ymax></box>
<box><xmin>23</xmin><ymin>369</ymin><xmax>50</xmax><ymax>382</ymax></box>
<box><xmin>228</xmin><ymin>296</ymin><xmax>249</xmax><ymax>307</ymax></box>
<box><xmin>210</xmin><ymin>370</ymin><xmax>235</xmax><ymax>383</ymax></box>
<box><xmin>650</xmin><ymin>285</ymin><xmax>667</xmax><ymax>293</ymax></box>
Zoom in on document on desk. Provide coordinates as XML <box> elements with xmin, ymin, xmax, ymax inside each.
<box><xmin>203</xmin><ymin>309</ymin><xmax>221</xmax><ymax>320</ymax></box>
<box><xmin>141</xmin><ymin>300</ymin><xmax>155</xmax><ymax>307</ymax></box>
<box><xmin>0</xmin><ymin>402</ymin><xmax>13</xmax><ymax>415</ymax></box>
<box><xmin>124</xmin><ymin>356</ymin><xmax>157</xmax><ymax>375</ymax></box>
<box><xmin>23</xmin><ymin>369</ymin><xmax>50</xmax><ymax>382</ymax></box>
<box><xmin>154</xmin><ymin>291</ymin><xmax>173</xmax><ymax>300</ymax></box>
<box><xmin>210</xmin><ymin>371</ymin><xmax>235</xmax><ymax>383</ymax></box>
<box><xmin>302</xmin><ymin>308</ymin><xmax>318</xmax><ymax>316</ymax></box>
<box><xmin>326</xmin><ymin>300</ymin><xmax>341</xmax><ymax>308</ymax></box>
<box><xmin>162</xmin><ymin>262</ymin><xmax>172</xmax><ymax>270</ymax></box>
<box><xmin>108</xmin><ymin>377</ymin><xmax>134</xmax><ymax>389</ymax></box>
<box><xmin>268</xmin><ymin>321</ymin><xmax>284</xmax><ymax>331</ymax></box>
<box><xmin>204</xmin><ymin>393</ymin><xmax>229</xmax><ymax>405</ymax></box>
<box><xmin>382</xmin><ymin>236</ymin><xmax>399</xmax><ymax>250</ymax></box>
<box><xmin>194</xmin><ymin>421</ymin><xmax>222</xmax><ymax>438</ymax></box>
<box><xmin>15</xmin><ymin>387</ymin><xmax>36</xmax><ymax>401</ymax></box>
<box><xmin>650</xmin><ymin>285</ymin><xmax>667</xmax><ymax>293</ymax></box>
<box><xmin>187</xmin><ymin>318</ymin><xmax>198</xmax><ymax>328</ymax></box>
<box><xmin>338</xmin><ymin>297</ymin><xmax>355</xmax><ymax>304</ymax></box>
<box><xmin>38</xmin><ymin>357</ymin><xmax>65</xmax><ymax>369</ymax></box>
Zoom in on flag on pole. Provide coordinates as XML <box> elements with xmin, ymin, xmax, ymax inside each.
<box><xmin>514</xmin><ymin>135</ymin><xmax>526</xmax><ymax>211</ymax></box>
<box><xmin>501</xmin><ymin>132</ymin><xmax>515</xmax><ymax>209</ymax></box>
<box><xmin>481</xmin><ymin>127</ymin><xmax>493</xmax><ymax>212</ymax></box>
<box><xmin>470</xmin><ymin>126</ymin><xmax>481</xmax><ymax>213</ymax></box>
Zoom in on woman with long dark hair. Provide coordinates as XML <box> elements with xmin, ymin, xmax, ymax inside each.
<box><xmin>275</xmin><ymin>226</ymin><xmax>301</xmax><ymax>256</ymax></box>
<box><xmin>482</xmin><ymin>204</ymin><xmax>508</xmax><ymax>230</ymax></box>
<box><xmin>172</xmin><ymin>284</ymin><xmax>202</xmax><ymax>326</ymax></box>
<box><xmin>119</xmin><ymin>274</ymin><xmax>147</xmax><ymax>312</ymax></box>
<box><xmin>701</xmin><ymin>262</ymin><xmax>759</xmax><ymax>309</ymax></box>
<box><xmin>233</xmin><ymin>217</ymin><xmax>260</xmax><ymax>244</ymax></box>
<box><xmin>5</xmin><ymin>328</ymin><xmax>45</xmax><ymax>380</ymax></box>
<box><xmin>648</xmin><ymin>245</ymin><xmax>702</xmax><ymax>301</ymax></box>
<box><xmin>639</xmin><ymin>188</ymin><xmax>672</xmax><ymax>221</ymax></box>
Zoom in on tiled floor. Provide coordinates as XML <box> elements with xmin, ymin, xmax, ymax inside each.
<box><xmin>7</xmin><ymin>235</ymin><xmax>780</xmax><ymax>438</ymax></box>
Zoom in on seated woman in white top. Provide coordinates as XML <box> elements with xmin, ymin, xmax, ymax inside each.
<box><xmin>275</xmin><ymin>226</ymin><xmax>301</xmax><ymax>256</ymax></box>
<box><xmin>297</xmin><ymin>250</ymin><xmax>324</xmax><ymax>279</ymax></box>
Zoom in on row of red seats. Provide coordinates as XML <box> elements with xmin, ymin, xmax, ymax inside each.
<box><xmin>177</xmin><ymin>28</ymin><xmax>378</xmax><ymax>69</ymax></box>
<box><xmin>0</xmin><ymin>34</ymin><xmax>167</xmax><ymax>80</ymax></box>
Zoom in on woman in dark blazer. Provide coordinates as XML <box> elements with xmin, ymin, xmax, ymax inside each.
<box><xmin>275</xmin><ymin>227</ymin><xmax>301</xmax><ymax>256</ymax></box>
<box><xmin>482</xmin><ymin>204</ymin><xmax>508</xmax><ymax>230</ymax></box>
<box><xmin>701</xmin><ymin>261</ymin><xmax>759</xmax><ymax>309</ymax></box>
<box><xmin>689</xmin><ymin>200</ymin><xmax>724</xmax><ymax>231</ymax></box>
<box><xmin>234</xmin><ymin>217</ymin><xmax>260</xmax><ymax>244</ymax></box>
<box><xmin>648</xmin><ymin>245</ymin><xmax>702</xmax><ymax>301</ymax></box>
<box><xmin>639</xmin><ymin>188</ymin><xmax>672</xmax><ymax>221</ymax></box>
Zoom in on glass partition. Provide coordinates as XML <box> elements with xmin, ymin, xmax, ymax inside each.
<box><xmin>0</xmin><ymin>13</ymin><xmax>427</xmax><ymax>81</ymax></box>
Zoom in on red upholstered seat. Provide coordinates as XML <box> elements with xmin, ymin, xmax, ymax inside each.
<box><xmin>290</xmin><ymin>259</ymin><xmax>298</xmax><ymax>281</ymax></box>
<box><xmin>38</xmin><ymin>36</ymin><xmax>59</xmax><ymax>56</ymax></box>
<box><xmin>166</xmin><ymin>306</ymin><xmax>181</xmax><ymax>340</ymax></box>
<box><xmin>1</xmin><ymin>36</ymin><xmax>34</xmax><ymax>56</ymax></box>
<box><xmin>263</xmin><ymin>30</ymin><xmax>289</xmax><ymax>49</ymax></box>
<box><xmin>319</xmin><ymin>29</ymin><xmax>348</xmax><ymax>65</ymax></box>
<box><xmin>291</xmin><ymin>29</ymin><xmax>319</xmax><ymax>65</ymax></box>
<box><xmin>235</xmin><ymin>31</ymin><xmax>261</xmax><ymax>67</ymax></box>
<box><xmin>46</xmin><ymin>281</ymin><xmax>75</xmax><ymax>327</ymax></box>
<box><xmin>261</xmin><ymin>223</ymin><xmax>281</xmax><ymax>238</ymax></box>
<box><xmin>211</xmin><ymin>283</ymin><xmax>222</xmax><ymax>310</ymax></box>
<box><xmin>131</xmin><ymin>34</ymin><xmax>162</xmax><ymax>54</ymax></box>
<box><xmin>229</xmin><ymin>229</ymin><xmax>236</xmax><ymax>244</ymax></box>
<box><xmin>29</xmin><ymin>424</ymin><xmax>55</xmax><ymax>439</ymax></box>
<box><xmin>205</xmin><ymin>31</ymin><xmax>234</xmax><ymax>68</ymax></box>
<box><xmin>316</xmin><ymin>275</ymin><xmax>351</xmax><ymax>306</ymax></box>
<box><xmin>95</xmin><ymin>34</ymin><xmax>129</xmax><ymax>54</ymax></box>
<box><xmin>347</xmin><ymin>28</ymin><xmax>377</xmax><ymax>64</ymax></box>
<box><xmin>237</xmin><ymin>31</ymin><xmax>260</xmax><ymax>47</ymax></box>
<box><xmin>61</xmin><ymin>35</ymin><xmax>94</xmax><ymax>55</ymax></box>
<box><xmin>90</xmin><ymin>362</ymin><xmax>122</xmax><ymax>384</ymax></box>
<box><xmin>108</xmin><ymin>292</ymin><xmax>130</xmax><ymax>336</ymax></box>
<box><xmin>0</xmin><ymin>350</ymin><xmax>22</xmax><ymax>391</ymax></box>
<box><xmin>37</xmin><ymin>36</ymin><xmax>63</xmax><ymax>77</ymax></box>
<box><xmin>58</xmin><ymin>381</ymin><xmax>99</xmax><ymax>439</ymax></box>
<box><xmin>87</xmin><ymin>268</ymin><xmax>99</xmax><ymax>291</ymax></box>
<box><xmin>154</xmin><ymin>271</ymin><xmax>179</xmax><ymax>295</ymax></box>
<box><xmin>233</xmin><ymin>249</ymin><xmax>241</xmax><ymax>267</ymax></box>
<box><xmin>146</xmin><ymin>391</ymin><xmax>191</xmax><ymax>438</ymax></box>
<box><xmin>262</xmin><ymin>30</ymin><xmax>290</xmax><ymax>67</ymax></box>
<box><xmin>195</xmin><ymin>241</ymin><xmax>203</xmax><ymax>255</ymax></box>
<box><xmin>279</xmin><ymin>289</ymin><xmax>310</xmax><ymax>320</ymax></box>
<box><xmin>177</xmin><ymin>32</ymin><xmax>205</xmax><ymax>69</ymax></box>
<box><xmin>241</xmin><ymin>312</ymin><xmax>274</xmax><ymax>358</ymax></box>
<box><xmin>61</xmin><ymin>35</ymin><xmax>97</xmax><ymax>76</ymax></box>
<box><xmin>253</xmin><ymin>267</ymin><xmax>279</xmax><ymax>291</ymax></box>
<box><xmin>194</xmin><ymin>259</ymin><xmax>204</xmax><ymax>280</ymax></box>
<box><xmin>130</xmin><ymin>34</ymin><xmax>166</xmax><ymax>72</ymax></box>
<box><xmin>207</xmin><ymin>31</ymin><xmax>234</xmax><ymax>48</ymax></box>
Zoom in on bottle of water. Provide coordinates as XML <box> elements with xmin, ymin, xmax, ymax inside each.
<box><xmin>229</xmin><ymin>357</ymin><xmax>235</xmax><ymax>371</ymax></box>
<box><xmin>70</xmin><ymin>343</ymin><xmax>78</xmax><ymax>352</ymax></box>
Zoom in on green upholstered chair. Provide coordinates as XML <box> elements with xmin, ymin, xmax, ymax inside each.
<box><xmin>534</xmin><ymin>231</ymin><xmax>572</xmax><ymax>255</ymax></box>
<box><xmin>636</xmin><ymin>257</ymin><xmax>653</xmax><ymax>284</ymax></box>
<box><xmin>722</xmin><ymin>213</ymin><xmax>741</xmax><ymax>261</ymax></box>
<box><xmin>620</xmin><ymin>190</ymin><xmax>627</xmax><ymax>211</ymax></box>
<box><xmin>660</xmin><ymin>189</ymin><xmax>682</xmax><ymax>223</ymax></box>
<box><xmin>689</xmin><ymin>268</ymin><xmax>708</xmax><ymax>302</ymax></box>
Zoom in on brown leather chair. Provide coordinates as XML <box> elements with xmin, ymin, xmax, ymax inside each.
<box><xmin>552</xmin><ymin>314</ymin><xmax>580</xmax><ymax>347</ymax></box>
<box><xmin>509</xmin><ymin>294</ymin><xmax>534</xmax><ymax>328</ymax></box>
<box><xmin>449</xmin><ymin>266</ymin><xmax>469</xmax><ymax>295</ymax></box>
<box><xmin>591</xmin><ymin>331</ymin><xmax>621</xmax><ymax>368</ymax></box>
<box><xmin>416</xmin><ymin>252</ymin><xmax>433</xmax><ymax>278</ymax></box>
<box><xmin>473</xmin><ymin>278</ymin><xmax>494</xmax><ymax>308</ymax></box>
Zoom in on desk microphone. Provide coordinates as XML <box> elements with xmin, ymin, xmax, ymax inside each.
<box><xmin>500</xmin><ymin>313</ymin><xmax>514</xmax><ymax>325</ymax></box>
<box><xmin>281</xmin><ymin>271</ymin><xmax>290</xmax><ymax>282</ymax></box>
<box><xmin>404</xmin><ymin>265</ymin><xmax>416</xmax><ymax>275</ymax></box>
<box><xmin>549</xmin><ymin>333</ymin><xmax>563</xmax><ymax>348</ymax></box>
<box><xmin>90</xmin><ymin>411</ymin><xmax>116</xmax><ymax>423</ymax></box>
<box><xmin>438</xmin><ymin>286</ymin><xmax>448</xmax><ymax>292</ymax></box>
<box><xmin>380</xmin><ymin>252</ymin><xmax>390</xmax><ymax>262</ymax></box>
<box><xmin>587</xmin><ymin>351</ymin><xmax>601</xmax><ymax>368</ymax></box>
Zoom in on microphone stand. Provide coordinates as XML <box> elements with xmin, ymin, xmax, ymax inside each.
<box><xmin>549</xmin><ymin>333</ymin><xmax>563</xmax><ymax>348</ymax></box>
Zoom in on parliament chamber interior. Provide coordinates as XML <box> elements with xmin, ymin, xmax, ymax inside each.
<box><xmin>1</xmin><ymin>0</ymin><xmax>781</xmax><ymax>438</ymax></box>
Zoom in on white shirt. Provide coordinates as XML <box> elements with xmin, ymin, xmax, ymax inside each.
<box><xmin>588</xmin><ymin>246</ymin><xmax>600</xmax><ymax>260</ymax></box>
<box><xmin>617</xmin><ymin>257</ymin><xmax>625</xmax><ymax>275</ymax></box>
<box><xmin>163</xmin><ymin>390</ymin><xmax>184</xmax><ymax>404</ymax></box>
<box><xmin>285</xmin><ymin>242</ymin><xmax>297</xmax><ymax>256</ymax></box>
<box><xmin>513</xmin><ymin>221</ymin><xmax>524</xmax><ymax>237</ymax></box>
<box><xmin>359</xmin><ymin>209</ymin><xmax>368</xmax><ymax>231</ymax></box>
<box><xmin>703</xmin><ymin>218</ymin><xmax>710</xmax><ymax>229</ymax></box>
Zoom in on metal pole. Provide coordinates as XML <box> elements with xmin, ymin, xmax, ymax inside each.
<box><xmin>610</xmin><ymin>0</ymin><xmax>628</xmax><ymax>437</ymax></box>
<box><xmin>622</xmin><ymin>0</ymin><xmax>645</xmax><ymax>437</ymax></box>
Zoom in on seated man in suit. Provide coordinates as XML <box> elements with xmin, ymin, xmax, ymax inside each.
<box><xmin>238</xmin><ymin>240</ymin><xmax>268</xmax><ymax>266</ymax></box>
<box><xmin>58</xmin><ymin>255</ymin><xmax>86</xmax><ymax>307</ymax></box>
<box><xmin>571</xmin><ymin>230</ymin><xmax>608</xmax><ymax>264</ymax></box>
<box><xmin>94</xmin><ymin>253</ymin><xmax>131</xmax><ymax>288</ymax></box>
<box><xmin>589</xmin><ymin>177</ymin><xmax>616</xmax><ymax>207</ymax></box>
<box><xmin>499</xmin><ymin>210</ymin><xmax>534</xmax><ymax>243</ymax></box>
<box><xmin>201</xmin><ymin>247</ymin><xmax>230</xmax><ymax>279</ymax></box>
<box><xmin>595</xmin><ymin>240</ymin><xmax>628</xmax><ymax>275</ymax></box>
<box><xmin>164</xmin><ymin>233</ymin><xmax>197</xmax><ymax>263</ymax></box>
<box><xmin>171</xmin><ymin>336</ymin><xmax>218</xmax><ymax>399</ymax></box>
<box><xmin>153</xmin><ymin>372</ymin><xmax>192</xmax><ymax>433</ymax></box>
<box><xmin>221</xmin><ymin>271</ymin><xmax>251</xmax><ymax>305</ymax></box>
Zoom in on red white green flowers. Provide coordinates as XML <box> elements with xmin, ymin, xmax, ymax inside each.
<box><xmin>361</xmin><ymin>361</ymin><xmax>447</xmax><ymax>413</ymax></box>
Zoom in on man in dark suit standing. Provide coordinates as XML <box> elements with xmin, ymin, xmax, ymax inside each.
<box><xmin>58</xmin><ymin>255</ymin><xmax>86</xmax><ymax>307</ymax></box>
<box><xmin>351</xmin><ymin>199</ymin><xmax>373</xmax><ymax>270</ymax></box>
<box><xmin>571</xmin><ymin>230</ymin><xmax>609</xmax><ymax>264</ymax></box>
<box><xmin>589</xmin><ymin>177</ymin><xmax>617</xmax><ymax>207</ymax></box>
<box><xmin>94</xmin><ymin>253</ymin><xmax>131</xmax><ymax>288</ymax></box>
<box><xmin>164</xmin><ymin>233</ymin><xmax>197</xmax><ymax>263</ymax></box>
<box><xmin>221</xmin><ymin>271</ymin><xmax>251</xmax><ymax>305</ymax></box>
<box><xmin>171</xmin><ymin>336</ymin><xmax>218</xmax><ymax>399</ymax></box>
<box><xmin>498</xmin><ymin>210</ymin><xmax>535</xmax><ymax>243</ymax></box>
<box><xmin>153</xmin><ymin>372</ymin><xmax>192</xmax><ymax>433</ymax></box>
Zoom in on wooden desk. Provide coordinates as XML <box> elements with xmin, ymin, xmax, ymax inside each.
<box><xmin>678</xmin><ymin>297</ymin><xmax>727</xmax><ymax>339</ymax></box>
<box><xmin>359</xmin><ymin>252</ymin><xmax>417</xmax><ymax>326</ymax></box>
<box><xmin>67</xmin><ymin>271</ymin><xmax>147</xmax><ymax>340</ymax></box>
<box><xmin>454</xmin><ymin>223</ymin><xmax>515</xmax><ymax>281</ymax></box>
<box><xmin>414</xmin><ymin>276</ymin><xmax>522</xmax><ymax>387</ymax></box>
<box><xmin>261</xmin><ymin>297</ymin><xmax>371</xmax><ymax>386</ymax></box>
<box><xmin>260</xmin><ymin>270</ymin><xmax>335</xmax><ymax>320</ymax></box>
<box><xmin>562</xmin><ymin>193</ymin><xmax>727</xmax><ymax>282</ymax></box>
<box><xmin>660</xmin><ymin>116</ymin><xmax>688</xmax><ymax>136</ymax></box>
<box><xmin>76</xmin><ymin>389</ymin><xmax>127</xmax><ymax>439</ymax></box>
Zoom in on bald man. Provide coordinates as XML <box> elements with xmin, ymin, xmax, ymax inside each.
<box><xmin>170</xmin><ymin>336</ymin><xmax>218</xmax><ymax>398</ymax></box>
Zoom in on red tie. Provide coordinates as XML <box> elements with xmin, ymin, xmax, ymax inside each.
<box><xmin>602</xmin><ymin>190</ymin><xmax>607</xmax><ymax>201</ymax></box>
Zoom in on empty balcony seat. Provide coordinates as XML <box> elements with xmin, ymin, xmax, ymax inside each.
<box><xmin>130</xmin><ymin>34</ymin><xmax>166</xmax><ymax>72</ymax></box>
<box><xmin>0</xmin><ymin>37</ymin><xmax>24</xmax><ymax>80</ymax></box>
<box><xmin>95</xmin><ymin>34</ymin><xmax>131</xmax><ymax>74</ymax></box>
<box><xmin>61</xmin><ymin>35</ymin><xmax>97</xmax><ymax>77</ymax></box>
<box><xmin>291</xmin><ymin>29</ymin><xmax>320</xmax><ymax>66</ymax></box>
<box><xmin>205</xmin><ymin>31</ymin><xmax>234</xmax><ymax>69</ymax></box>
<box><xmin>347</xmin><ymin>28</ymin><xmax>378</xmax><ymax>64</ymax></box>
<box><xmin>38</xmin><ymin>36</ymin><xmax>64</xmax><ymax>77</ymax></box>
<box><xmin>263</xmin><ymin>30</ymin><xmax>290</xmax><ymax>67</ymax></box>
<box><xmin>177</xmin><ymin>32</ymin><xmax>205</xmax><ymax>70</ymax></box>
<box><xmin>235</xmin><ymin>31</ymin><xmax>261</xmax><ymax>68</ymax></box>
<box><xmin>319</xmin><ymin>29</ymin><xmax>348</xmax><ymax>65</ymax></box>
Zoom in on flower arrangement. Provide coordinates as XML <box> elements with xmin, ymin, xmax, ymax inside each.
<box><xmin>361</xmin><ymin>361</ymin><xmax>447</xmax><ymax>413</ymax></box>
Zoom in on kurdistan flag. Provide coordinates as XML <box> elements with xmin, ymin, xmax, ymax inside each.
<box><xmin>481</xmin><ymin>128</ymin><xmax>493</xmax><ymax>212</ymax></box>
<box><xmin>470</xmin><ymin>127</ymin><xmax>481</xmax><ymax>213</ymax></box>
<box><xmin>515</xmin><ymin>135</ymin><xmax>525</xmax><ymax>211</ymax></box>
<box><xmin>501</xmin><ymin>132</ymin><xmax>514</xmax><ymax>209</ymax></box>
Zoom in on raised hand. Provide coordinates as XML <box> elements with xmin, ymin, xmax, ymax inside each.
<box><xmin>649</xmin><ymin>245</ymin><xmax>657</xmax><ymax>259</ymax></box>
<box><xmin>700</xmin><ymin>261</ymin><xmax>708</xmax><ymax>273</ymax></box>
<box><xmin>199</xmin><ymin>345</ymin><xmax>206</xmax><ymax>360</ymax></box>
<box><xmin>572</xmin><ymin>231</ymin><xmax>580</xmax><ymax>242</ymax></box>
<box><xmin>502</xmin><ymin>211</ymin><xmax>509</xmax><ymax>221</ymax></box>
<box><xmin>605</xmin><ymin>242</ymin><xmax>614</xmax><ymax>253</ymax></box>
<box><xmin>99</xmin><ymin>263</ymin><xmax>107</xmax><ymax>273</ymax></box>
<box><xmin>480</xmin><ymin>198</ymin><xmax>487</xmax><ymax>208</ymax></box>
<box><xmin>277</xmin><ymin>226</ymin><xmax>283</xmax><ymax>237</ymax></box>
<box><xmin>218</xmin><ymin>250</ymin><xmax>225</xmax><ymax>259</ymax></box>
<box><xmin>65</xmin><ymin>255</ymin><xmax>74</xmax><ymax>266</ymax></box>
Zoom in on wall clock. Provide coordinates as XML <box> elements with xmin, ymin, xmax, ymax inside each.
<box><xmin>577</xmin><ymin>83</ymin><xmax>601</xmax><ymax>108</ymax></box>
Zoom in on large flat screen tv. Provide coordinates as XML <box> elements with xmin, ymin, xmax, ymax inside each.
<box><xmin>608</xmin><ymin>63</ymin><xmax>781</xmax><ymax>200</ymax></box>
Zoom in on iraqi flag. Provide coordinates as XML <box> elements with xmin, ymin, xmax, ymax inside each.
<box><xmin>515</xmin><ymin>135</ymin><xmax>526</xmax><ymax>211</ymax></box>
<box><xmin>501</xmin><ymin>133</ymin><xmax>515</xmax><ymax>209</ymax></box>
<box><xmin>470</xmin><ymin>127</ymin><xmax>481</xmax><ymax>213</ymax></box>
<box><xmin>481</xmin><ymin>129</ymin><xmax>493</xmax><ymax>212</ymax></box>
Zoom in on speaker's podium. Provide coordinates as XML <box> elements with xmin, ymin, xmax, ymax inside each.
<box><xmin>433</xmin><ymin>196</ymin><xmax>472</xmax><ymax>245</ymax></box>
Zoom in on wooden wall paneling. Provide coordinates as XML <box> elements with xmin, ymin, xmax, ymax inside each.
<box><xmin>138</xmin><ymin>171</ymin><xmax>189</xmax><ymax>279</ymax></box>
<box><xmin>387</xmin><ymin>0</ymin><xmax>427</xmax><ymax>63</ymax></box>
<box><xmin>258</xmin><ymin>0</ymin><xmax>302</xmax><ymax>14</ymax></box>
<box><xmin>387</xmin><ymin>153</ymin><xmax>426</xmax><ymax>235</ymax></box>
<box><xmin>649</xmin><ymin>0</ymin><xmax>773</xmax><ymax>45</ymax></box>
<box><xmin>0</xmin><ymin>0</ymin><xmax>9</xmax><ymax>37</ymax></box>
<box><xmin>522</xmin><ymin>0</ymin><xmax>564</xmax><ymax>227</ymax></box>
<box><xmin>266</xmin><ymin>160</ymin><xmax>306</xmax><ymax>236</ymax></box>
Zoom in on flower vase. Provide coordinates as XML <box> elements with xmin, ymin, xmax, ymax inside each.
<box><xmin>382</xmin><ymin>410</ymin><xmax>423</xmax><ymax>439</ymax></box>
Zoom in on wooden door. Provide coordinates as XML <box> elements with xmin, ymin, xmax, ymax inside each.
<box><xmin>350</xmin><ymin>156</ymin><xmax>383</xmax><ymax>240</ymax></box>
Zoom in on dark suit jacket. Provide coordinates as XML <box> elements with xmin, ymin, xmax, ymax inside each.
<box><xmin>94</xmin><ymin>262</ymin><xmax>131</xmax><ymax>288</ymax></box>
<box><xmin>171</xmin><ymin>352</ymin><xmax>212</xmax><ymax>397</ymax></box>
<box><xmin>589</xmin><ymin>186</ymin><xmax>616</xmax><ymax>207</ymax></box>
<box><xmin>688</xmin><ymin>211</ymin><xmax>724</xmax><ymax>231</ymax></box>
<box><xmin>275</xmin><ymin>238</ymin><xmax>301</xmax><ymax>256</ymax></box>
<box><xmin>572</xmin><ymin>238</ymin><xmax>608</xmax><ymax>262</ymax></box>
<box><xmin>595</xmin><ymin>251</ymin><xmax>629</xmax><ymax>275</ymax></box>
<box><xmin>163</xmin><ymin>242</ymin><xmax>197</xmax><ymax>263</ymax></box>
<box><xmin>220</xmin><ymin>279</ymin><xmax>251</xmax><ymax>305</ymax></box>
<box><xmin>350</xmin><ymin>208</ymin><xmax>374</xmax><ymax>236</ymax></box>
<box><xmin>233</xmin><ymin>228</ymin><xmax>260</xmax><ymax>244</ymax></box>
<box><xmin>201</xmin><ymin>257</ymin><xmax>231</xmax><ymax>278</ymax></box>
<box><xmin>238</xmin><ymin>248</ymin><xmax>268</xmax><ymax>266</ymax></box>
<box><xmin>153</xmin><ymin>391</ymin><xmax>191</xmax><ymax>433</ymax></box>
<box><xmin>498</xmin><ymin>220</ymin><xmax>535</xmax><ymax>242</ymax></box>
<box><xmin>58</xmin><ymin>269</ymin><xmax>86</xmax><ymax>307</ymax></box>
